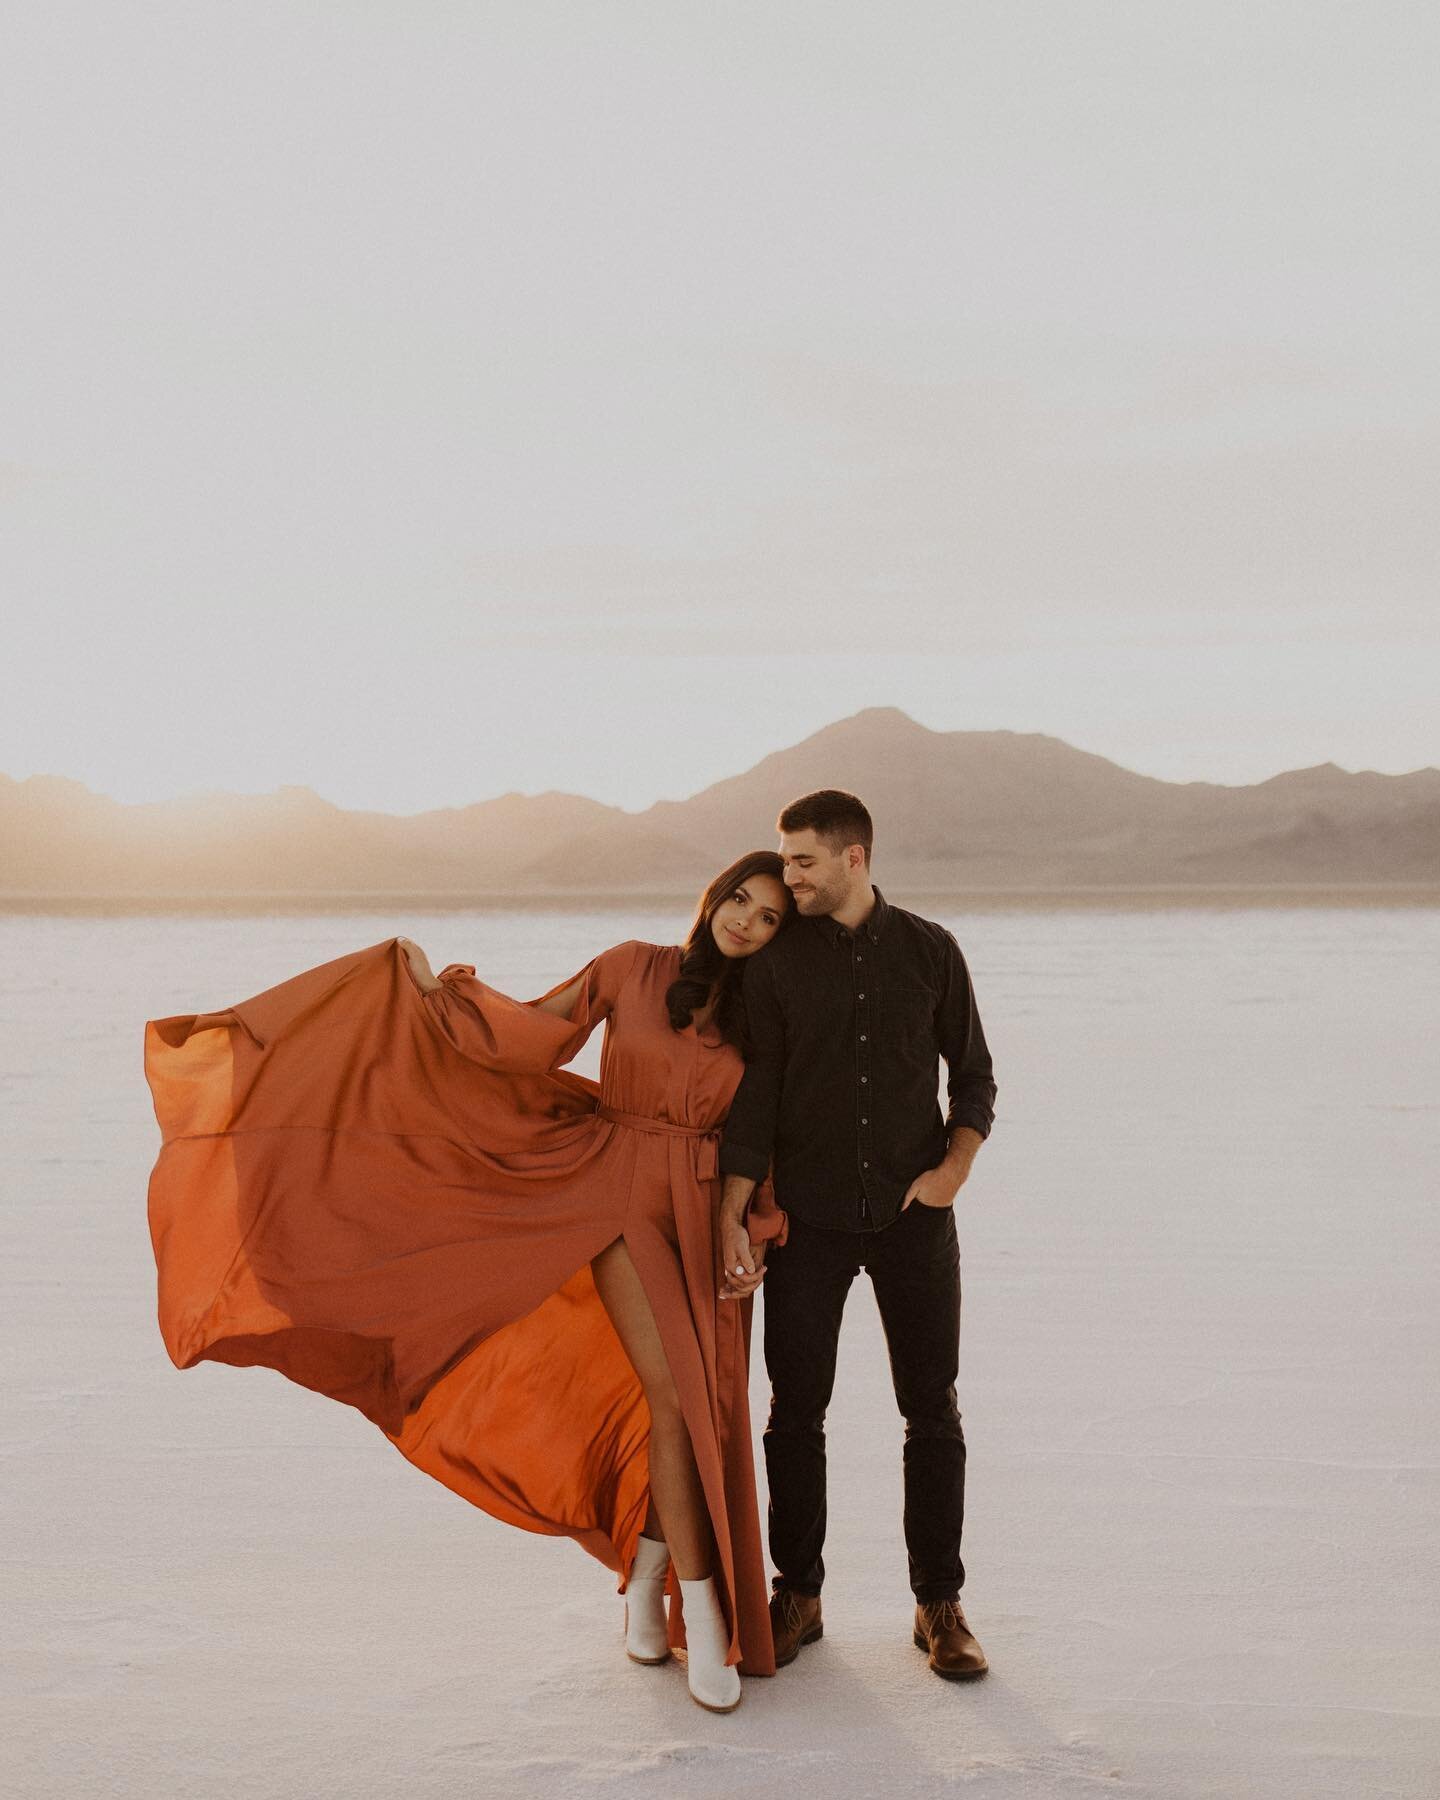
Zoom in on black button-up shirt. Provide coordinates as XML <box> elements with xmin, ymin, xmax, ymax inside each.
<box><xmin>719</xmin><ymin>886</ymin><xmax>996</xmax><ymax>1232</ymax></box>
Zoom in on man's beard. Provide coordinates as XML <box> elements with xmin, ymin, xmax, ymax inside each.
<box><xmin>796</xmin><ymin>877</ymin><xmax>846</xmax><ymax>915</ymax></box>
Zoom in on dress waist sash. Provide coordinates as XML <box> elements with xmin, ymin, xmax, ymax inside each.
<box><xmin>596</xmin><ymin>1104</ymin><xmax>721</xmax><ymax>1180</ymax></box>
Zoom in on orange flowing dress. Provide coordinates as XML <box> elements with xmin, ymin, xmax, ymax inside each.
<box><xmin>143</xmin><ymin>937</ymin><xmax>785</xmax><ymax>1676</ymax></box>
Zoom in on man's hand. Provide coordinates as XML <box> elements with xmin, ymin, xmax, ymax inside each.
<box><xmin>902</xmin><ymin>1164</ymin><xmax>965</xmax><ymax>1210</ymax></box>
<box><xmin>901</xmin><ymin>1127</ymin><xmax>983</xmax><ymax>1211</ymax></box>
<box><xmin>718</xmin><ymin>1210</ymin><xmax>767</xmax><ymax>1300</ymax></box>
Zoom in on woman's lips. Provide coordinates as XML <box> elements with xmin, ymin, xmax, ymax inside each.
<box><xmin>724</xmin><ymin>926</ymin><xmax>747</xmax><ymax>946</ymax></box>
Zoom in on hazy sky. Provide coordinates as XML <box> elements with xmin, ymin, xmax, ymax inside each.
<box><xmin>2</xmin><ymin>2</ymin><xmax>1435</xmax><ymax>814</ymax></box>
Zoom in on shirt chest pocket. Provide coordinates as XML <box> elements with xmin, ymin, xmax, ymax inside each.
<box><xmin>880</xmin><ymin>980</ymin><xmax>937</xmax><ymax>1050</ymax></box>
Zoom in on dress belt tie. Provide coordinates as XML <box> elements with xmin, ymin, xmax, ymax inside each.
<box><xmin>595</xmin><ymin>1104</ymin><xmax>722</xmax><ymax>1181</ymax></box>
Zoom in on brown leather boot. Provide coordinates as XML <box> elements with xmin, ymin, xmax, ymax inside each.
<box><xmin>769</xmin><ymin>1588</ymin><xmax>823</xmax><ymax>1668</ymax></box>
<box><xmin>913</xmin><ymin>1599</ymin><xmax>988</xmax><ymax>1679</ymax></box>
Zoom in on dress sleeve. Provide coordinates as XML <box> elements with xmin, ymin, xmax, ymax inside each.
<box><xmin>416</xmin><ymin>938</ymin><xmax>641</xmax><ymax>1075</ymax></box>
<box><xmin>743</xmin><ymin>1172</ymin><xmax>789</xmax><ymax>1248</ymax></box>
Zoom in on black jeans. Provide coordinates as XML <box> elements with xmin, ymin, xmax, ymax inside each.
<box><xmin>761</xmin><ymin>1201</ymin><xmax>966</xmax><ymax>1604</ymax></box>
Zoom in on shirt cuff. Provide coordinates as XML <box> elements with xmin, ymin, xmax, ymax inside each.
<box><xmin>945</xmin><ymin>1114</ymin><xmax>992</xmax><ymax>1141</ymax></box>
<box><xmin>718</xmin><ymin>1139</ymin><xmax>771</xmax><ymax>1184</ymax></box>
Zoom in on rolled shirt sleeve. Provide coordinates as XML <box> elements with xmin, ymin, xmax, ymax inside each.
<box><xmin>937</xmin><ymin>930</ymin><xmax>997</xmax><ymax>1139</ymax></box>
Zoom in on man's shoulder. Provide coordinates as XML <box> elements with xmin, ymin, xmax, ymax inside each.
<box><xmin>884</xmin><ymin>901</ymin><xmax>958</xmax><ymax>953</ymax></box>
<box><xmin>761</xmin><ymin>920</ymin><xmax>822</xmax><ymax>963</ymax></box>
<box><xmin>746</xmin><ymin>919</ymin><xmax>828</xmax><ymax>999</ymax></box>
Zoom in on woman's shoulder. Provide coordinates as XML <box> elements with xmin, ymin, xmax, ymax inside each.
<box><xmin>591</xmin><ymin>942</ymin><xmax>679</xmax><ymax>1011</ymax></box>
<box><xmin>596</xmin><ymin>939</ymin><xmax>678</xmax><ymax>978</ymax></box>
<box><xmin>607</xmin><ymin>939</ymin><xmax>680</xmax><ymax>971</ymax></box>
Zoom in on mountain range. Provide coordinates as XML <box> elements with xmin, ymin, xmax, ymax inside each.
<box><xmin>3</xmin><ymin>709</ymin><xmax>1437</xmax><ymax>900</ymax></box>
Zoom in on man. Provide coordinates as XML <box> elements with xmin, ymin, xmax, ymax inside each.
<box><xmin>718</xmin><ymin>788</ymin><xmax>996</xmax><ymax>1680</ymax></box>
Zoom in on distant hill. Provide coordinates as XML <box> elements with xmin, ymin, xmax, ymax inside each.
<box><xmin>2</xmin><ymin>709</ymin><xmax>1437</xmax><ymax>899</ymax></box>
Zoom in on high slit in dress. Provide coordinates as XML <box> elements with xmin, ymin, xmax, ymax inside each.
<box><xmin>143</xmin><ymin>936</ymin><xmax>785</xmax><ymax>1675</ymax></box>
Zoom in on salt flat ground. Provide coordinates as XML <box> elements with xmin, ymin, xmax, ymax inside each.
<box><xmin>2</xmin><ymin>904</ymin><xmax>1437</xmax><ymax>1800</ymax></box>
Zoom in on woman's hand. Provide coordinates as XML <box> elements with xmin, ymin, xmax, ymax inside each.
<box><xmin>397</xmin><ymin>937</ymin><xmax>441</xmax><ymax>995</ymax></box>
<box><xmin>718</xmin><ymin>1213</ymin><xmax>766</xmax><ymax>1300</ymax></box>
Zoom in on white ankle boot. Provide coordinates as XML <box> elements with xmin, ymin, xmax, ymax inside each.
<box><xmin>677</xmin><ymin>1576</ymin><xmax>742</xmax><ymax>1712</ymax></box>
<box><xmin>624</xmin><ymin>1533</ymin><xmax>672</xmax><ymax>1664</ymax></box>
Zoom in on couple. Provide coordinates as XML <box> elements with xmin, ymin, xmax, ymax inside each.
<box><xmin>144</xmin><ymin>788</ymin><xmax>997</xmax><ymax>1714</ymax></box>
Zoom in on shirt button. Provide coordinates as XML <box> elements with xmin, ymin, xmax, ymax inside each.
<box><xmin>863</xmin><ymin>1161</ymin><xmax>869</xmax><ymax>1168</ymax></box>
<box><xmin>861</xmin><ymin>1117</ymin><xmax>868</xmax><ymax>1125</ymax></box>
<box><xmin>858</xmin><ymin>992</ymin><xmax>865</xmax><ymax>1000</ymax></box>
<box><xmin>860</xmin><ymin>1075</ymin><xmax>868</xmax><ymax>1084</ymax></box>
<box><xmin>860</xmin><ymin>1034</ymin><xmax>867</xmax><ymax>1041</ymax></box>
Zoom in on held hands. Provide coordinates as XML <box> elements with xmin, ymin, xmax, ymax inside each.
<box><xmin>718</xmin><ymin>1212</ymin><xmax>767</xmax><ymax>1301</ymax></box>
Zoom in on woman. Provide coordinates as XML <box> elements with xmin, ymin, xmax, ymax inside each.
<box><xmin>143</xmin><ymin>852</ymin><xmax>792</xmax><ymax>1713</ymax></box>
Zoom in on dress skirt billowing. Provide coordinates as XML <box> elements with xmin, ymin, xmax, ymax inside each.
<box><xmin>143</xmin><ymin>936</ymin><xmax>784</xmax><ymax>1675</ymax></box>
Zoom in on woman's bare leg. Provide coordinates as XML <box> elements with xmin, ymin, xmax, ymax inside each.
<box><xmin>591</xmin><ymin>1237</ymin><xmax>714</xmax><ymax>1580</ymax></box>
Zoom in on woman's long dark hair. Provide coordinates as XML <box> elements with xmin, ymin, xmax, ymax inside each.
<box><xmin>665</xmin><ymin>850</ymin><xmax>792</xmax><ymax>1054</ymax></box>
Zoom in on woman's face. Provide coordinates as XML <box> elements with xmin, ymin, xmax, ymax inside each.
<box><xmin>710</xmin><ymin>872</ymin><xmax>788</xmax><ymax>959</ymax></box>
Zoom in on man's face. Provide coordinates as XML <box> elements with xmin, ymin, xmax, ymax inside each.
<box><xmin>779</xmin><ymin>828</ymin><xmax>857</xmax><ymax>916</ymax></box>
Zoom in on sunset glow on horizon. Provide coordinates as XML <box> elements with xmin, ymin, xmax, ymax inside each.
<box><xmin>2</xmin><ymin>4</ymin><xmax>1434</xmax><ymax>816</ymax></box>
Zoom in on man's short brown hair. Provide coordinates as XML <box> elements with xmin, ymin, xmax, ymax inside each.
<box><xmin>776</xmin><ymin>789</ymin><xmax>874</xmax><ymax>866</ymax></box>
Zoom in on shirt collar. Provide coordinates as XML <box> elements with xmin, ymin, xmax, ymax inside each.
<box><xmin>812</xmin><ymin>884</ymin><xmax>890</xmax><ymax>947</ymax></box>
